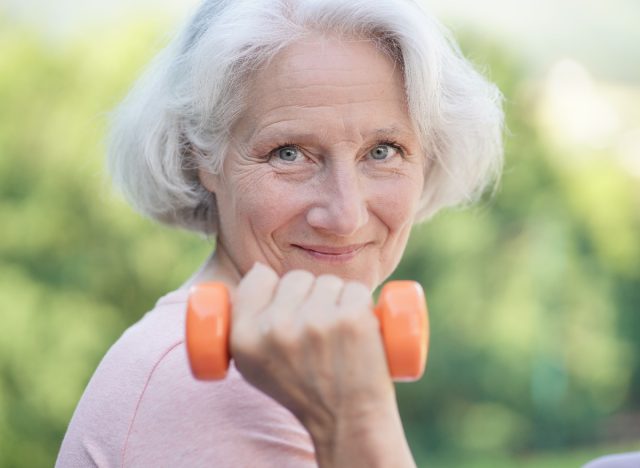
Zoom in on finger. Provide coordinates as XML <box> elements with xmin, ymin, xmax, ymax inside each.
<box><xmin>339</xmin><ymin>281</ymin><xmax>372</xmax><ymax>312</ymax></box>
<box><xmin>304</xmin><ymin>274</ymin><xmax>345</xmax><ymax>312</ymax></box>
<box><xmin>269</xmin><ymin>269</ymin><xmax>315</xmax><ymax>315</ymax></box>
<box><xmin>233</xmin><ymin>262</ymin><xmax>279</xmax><ymax>323</ymax></box>
<box><xmin>338</xmin><ymin>280</ymin><xmax>374</xmax><ymax>328</ymax></box>
<box><xmin>339</xmin><ymin>281</ymin><xmax>388</xmax><ymax>375</ymax></box>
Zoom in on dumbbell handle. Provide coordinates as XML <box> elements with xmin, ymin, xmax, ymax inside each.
<box><xmin>186</xmin><ymin>280</ymin><xmax>429</xmax><ymax>381</ymax></box>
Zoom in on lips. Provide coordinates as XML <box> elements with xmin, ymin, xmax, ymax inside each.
<box><xmin>292</xmin><ymin>243</ymin><xmax>368</xmax><ymax>262</ymax></box>
<box><xmin>294</xmin><ymin>243</ymin><xmax>368</xmax><ymax>255</ymax></box>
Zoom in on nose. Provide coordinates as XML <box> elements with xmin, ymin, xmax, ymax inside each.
<box><xmin>305</xmin><ymin>165</ymin><xmax>369</xmax><ymax>236</ymax></box>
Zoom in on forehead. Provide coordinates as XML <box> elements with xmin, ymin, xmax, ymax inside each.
<box><xmin>237</xmin><ymin>35</ymin><xmax>413</xmax><ymax>138</ymax></box>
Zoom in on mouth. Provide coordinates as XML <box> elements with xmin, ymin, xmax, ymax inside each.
<box><xmin>293</xmin><ymin>243</ymin><xmax>368</xmax><ymax>263</ymax></box>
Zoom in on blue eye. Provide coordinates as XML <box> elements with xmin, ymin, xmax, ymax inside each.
<box><xmin>370</xmin><ymin>144</ymin><xmax>397</xmax><ymax>160</ymax></box>
<box><xmin>276</xmin><ymin>146</ymin><xmax>300</xmax><ymax>162</ymax></box>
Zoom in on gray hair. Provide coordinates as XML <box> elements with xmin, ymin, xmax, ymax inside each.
<box><xmin>107</xmin><ymin>0</ymin><xmax>504</xmax><ymax>235</ymax></box>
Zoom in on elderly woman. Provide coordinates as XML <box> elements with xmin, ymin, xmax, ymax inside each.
<box><xmin>57</xmin><ymin>0</ymin><xmax>504</xmax><ymax>466</ymax></box>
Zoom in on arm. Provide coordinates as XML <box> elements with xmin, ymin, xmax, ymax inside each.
<box><xmin>308</xmin><ymin>396</ymin><xmax>416</xmax><ymax>468</ymax></box>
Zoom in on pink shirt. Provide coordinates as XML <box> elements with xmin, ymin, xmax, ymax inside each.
<box><xmin>56</xmin><ymin>289</ymin><xmax>316</xmax><ymax>467</ymax></box>
<box><xmin>56</xmin><ymin>288</ymin><xmax>639</xmax><ymax>468</ymax></box>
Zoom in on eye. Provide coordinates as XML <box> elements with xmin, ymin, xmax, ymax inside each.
<box><xmin>275</xmin><ymin>146</ymin><xmax>301</xmax><ymax>162</ymax></box>
<box><xmin>369</xmin><ymin>143</ymin><xmax>400</xmax><ymax>161</ymax></box>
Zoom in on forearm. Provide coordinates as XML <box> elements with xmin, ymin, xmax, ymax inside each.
<box><xmin>306</xmin><ymin>398</ymin><xmax>416</xmax><ymax>468</ymax></box>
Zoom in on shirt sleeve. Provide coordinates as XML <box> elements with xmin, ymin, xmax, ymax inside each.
<box><xmin>122</xmin><ymin>342</ymin><xmax>317</xmax><ymax>468</ymax></box>
<box><xmin>57</xmin><ymin>291</ymin><xmax>316</xmax><ymax>468</ymax></box>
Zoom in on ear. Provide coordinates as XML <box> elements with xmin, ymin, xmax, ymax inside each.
<box><xmin>198</xmin><ymin>168</ymin><xmax>222</xmax><ymax>193</ymax></box>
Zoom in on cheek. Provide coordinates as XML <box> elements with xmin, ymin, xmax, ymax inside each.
<box><xmin>372</xmin><ymin>177</ymin><xmax>423</xmax><ymax>231</ymax></box>
<box><xmin>232</xmin><ymin>174</ymin><xmax>309</xmax><ymax>236</ymax></box>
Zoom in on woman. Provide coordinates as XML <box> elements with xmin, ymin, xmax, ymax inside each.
<box><xmin>57</xmin><ymin>0</ymin><xmax>503</xmax><ymax>466</ymax></box>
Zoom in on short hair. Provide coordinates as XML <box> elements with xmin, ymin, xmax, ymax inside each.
<box><xmin>107</xmin><ymin>0</ymin><xmax>504</xmax><ymax>235</ymax></box>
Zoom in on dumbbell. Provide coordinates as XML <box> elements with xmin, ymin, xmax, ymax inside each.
<box><xmin>186</xmin><ymin>280</ymin><xmax>429</xmax><ymax>382</ymax></box>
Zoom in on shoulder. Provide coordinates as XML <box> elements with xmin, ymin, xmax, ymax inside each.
<box><xmin>584</xmin><ymin>452</ymin><xmax>640</xmax><ymax>467</ymax></box>
<box><xmin>78</xmin><ymin>288</ymin><xmax>192</xmax><ymax>408</ymax></box>
<box><xmin>123</xmin><ymin>345</ymin><xmax>315</xmax><ymax>467</ymax></box>
<box><xmin>56</xmin><ymin>289</ymin><xmax>191</xmax><ymax>467</ymax></box>
<box><xmin>57</xmin><ymin>289</ymin><xmax>316</xmax><ymax>468</ymax></box>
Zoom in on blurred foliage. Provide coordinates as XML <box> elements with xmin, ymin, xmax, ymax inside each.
<box><xmin>0</xmin><ymin>14</ymin><xmax>639</xmax><ymax>467</ymax></box>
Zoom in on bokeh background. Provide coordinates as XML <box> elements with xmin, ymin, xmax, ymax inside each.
<box><xmin>1</xmin><ymin>0</ymin><xmax>639</xmax><ymax>466</ymax></box>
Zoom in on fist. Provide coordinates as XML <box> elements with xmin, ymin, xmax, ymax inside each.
<box><xmin>230</xmin><ymin>263</ymin><xmax>394</xmax><ymax>429</ymax></box>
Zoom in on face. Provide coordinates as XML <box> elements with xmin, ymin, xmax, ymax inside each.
<box><xmin>200</xmin><ymin>35</ymin><xmax>425</xmax><ymax>290</ymax></box>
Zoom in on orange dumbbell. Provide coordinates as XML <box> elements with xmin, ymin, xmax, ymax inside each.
<box><xmin>186</xmin><ymin>281</ymin><xmax>429</xmax><ymax>382</ymax></box>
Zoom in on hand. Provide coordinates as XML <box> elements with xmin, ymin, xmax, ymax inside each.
<box><xmin>230</xmin><ymin>263</ymin><xmax>415</xmax><ymax>467</ymax></box>
<box><xmin>231</xmin><ymin>262</ymin><xmax>393</xmax><ymax>428</ymax></box>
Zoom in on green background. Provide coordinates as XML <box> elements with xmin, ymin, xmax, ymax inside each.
<box><xmin>1</xmin><ymin>10</ymin><xmax>639</xmax><ymax>467</ymax></box>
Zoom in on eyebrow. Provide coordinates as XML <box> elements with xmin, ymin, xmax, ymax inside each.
<box><xmin>369</xmin><ymin>125</ymin><xmax>415</xmax><ymax>139</ymax></box>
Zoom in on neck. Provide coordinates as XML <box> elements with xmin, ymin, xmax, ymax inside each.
<box><xmin>180</xmin><ymin>240</ymin><xmax>242</xmax><ymax>291</ymax></box>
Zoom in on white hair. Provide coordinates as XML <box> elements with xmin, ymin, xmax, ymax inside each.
<box><xmin>107</xmin><ymin>0</ymin><xmax>504</xmax><ymax>234</ymax></box>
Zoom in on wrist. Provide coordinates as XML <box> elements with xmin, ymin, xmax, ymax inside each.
<box><xmin>305</xmin><ymin>395</ymin><xmax>415</xmax><ymax>468</ymax></box>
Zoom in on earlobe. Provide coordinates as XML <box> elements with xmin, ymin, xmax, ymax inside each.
<box><xmin>198</xmin><ymin>168</ymin><xmax>221</xmax><ymax>193</ymax></box>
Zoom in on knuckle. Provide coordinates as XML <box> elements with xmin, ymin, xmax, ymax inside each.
<box><xmin>260</xmin><ymin>312</ymin><xmax>299</xmax><ymax>348</ymax></box>
<box><xmin>335</xmin><ymin>312</ymin><xmax>363</xmax><ymax>334</ymax></box>
<box><xmin>230</xmin><ymin>324</ymin><xmax>261</xmax><ymax>359</ymax></box>
<box><xmin>269</xmin><ymin>326</ymin><xmax>300</xmax><ymax>352</ymax></box>
<box><xmin>348</xmin><ymin>278</ymin><xmax>369</xmax><ymax>290</ymax></box>
<box><xmin>317</xmin><ymin>274</ymin><xmax>344</xmax><ymax>288</ymax></box>
<box><xmin>238</xmin><ymin>262</ymin><xmax>278</xmax><ymax>292</ymax></box>
<box><xmin>303</xmin><ymin>317</ymin><xmax>328</xmax><ymax>343</ymax></box>
<box><xmin>343</xmin><ymin>280</ymin><xmax>370</xmax><ymax>298</ymax></box>
<box><xmin>282</xmin><ymin>269</ymin><xmax>315</xmax><ymax>285</ymax></box>
<box><xmin>337</xmin><ymin>300</ymin><xmax>374</xmax><ymax>332</ymax></box>
<box><xmin>269</xmin><ymin>313</ymin><xmax>294</xmax><ymax>337</ymax></box>
<box><xmin>233</xmin><ymin>316</ymin><xmax>301</xmax><ymax>358</ymax></box>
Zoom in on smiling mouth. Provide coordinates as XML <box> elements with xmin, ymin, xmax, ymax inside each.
<box><xmin>293</xmin><ymin>243</ymin><xmax>368</xmax><ymax>262</ymax></box>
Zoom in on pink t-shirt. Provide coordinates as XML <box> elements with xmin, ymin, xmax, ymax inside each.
<box><xmin>57</xmin><ymin>288</ymin><xmax>639</xmax><ymax>468</ymax></box>
<box><xmin>56</xmin><ymin>289</ymin><xmax>316</xmax><ymax>467</ymax></box>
